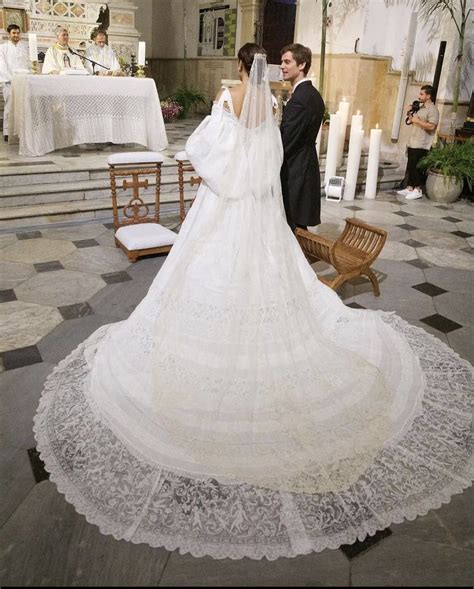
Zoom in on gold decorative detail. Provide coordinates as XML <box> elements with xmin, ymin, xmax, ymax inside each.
<box><xmin>71</xmin><ymin>4</ymin><xmax>85</xmax><ymax>18</ymax></box>
<box><xmin>35</xmin><ymin>0</ymin><xmax>51</xmax><ymax>15</ymax></box>
<box><xmin>53</xmin><ymin>3</ymin><xmax>68</xmax><ymax>16</ymax></box>
<box><xmin>111</xmin><ymin>12</ymin><xmax>133</xmax><ymax>26</ymax></box>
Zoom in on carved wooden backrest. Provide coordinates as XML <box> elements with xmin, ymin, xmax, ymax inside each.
<box><xmin>109</xmin><ymin>162</ymin><xmax>162</xmax><ymax>231</ymax></box>
<box><xmin>176</xmin><ymin>159</ymin><xmax>201</xmax><ymax>222</ymax></box>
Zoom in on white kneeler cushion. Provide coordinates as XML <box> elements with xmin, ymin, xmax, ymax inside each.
<box><xmin>174</xmin><ymin>151</ymin><xmax>189</xmax><ymax>162</ymax></box>
<box><xmin>115</xmin><ymin>223</ymin><xmax>177</xmax><ymax>250</ymax></box>
<box><xmin>108</xmin><ymin>152</ymin><xmax>165</xmax><ymax>166</ymax></box>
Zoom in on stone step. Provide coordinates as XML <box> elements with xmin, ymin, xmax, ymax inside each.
<box><xmin>0</xmin><ymin>169</ymin><xmax>403</xmax><ymax>229</ymax></box>
<box><xmin>0</xmin><ymin>171</ymin><xmax>195</xmax><ymax>207</ymax></box>
<box><xmin>0</xmin><ymin>158</ymin><xmax>181</xmax><ymax>188</ymax></box>
<box><xmin>0</xmin><ymin>190</ymin><xmax>196</xmax><ymax>228</ymax></box>
<box><xmin>0</xmin><ymin>151</ymin><xmax>397</xmax><ymax>187</ymax></box>
<box><xmin>0</xmin><ymin>158</ymin><xmax>399</xmax><ymax>203</ymax></box>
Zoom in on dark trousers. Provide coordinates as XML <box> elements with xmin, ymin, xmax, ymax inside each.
<box><xmin>406</xmin><ymin>147</ymin><xmax>428</xmax><ymax>188</ymax></box>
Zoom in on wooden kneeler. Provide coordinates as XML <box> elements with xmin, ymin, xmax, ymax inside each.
<box><xmin>296</xmin><ymin>218</ymin><xmax>388</xmax><ymax>296</ymax></box>
<box><xmin>175</xmin><ymin>150</ymin><xmax>201</xmax><ymax>222</ymax></box>
<box><xmin>108</xmin><ymin>152</ymin><xmax>177</xmax><ymax>262</ymax></box>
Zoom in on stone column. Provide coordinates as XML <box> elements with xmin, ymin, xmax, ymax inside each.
<box><xmin>105</xmin><ymin>0</ymin><xmax>140</xmax><ymax>60</ymax></box>
<box><xmin>239</xmin><ymin>0</ymin><xmax>261</xmax><ymax>44</ymax></box>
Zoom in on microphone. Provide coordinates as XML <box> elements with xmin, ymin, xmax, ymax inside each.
<box><xmin>68</xmin><ymin>46</ymin><xmax>110</xmax><ymax>75</ymax></box>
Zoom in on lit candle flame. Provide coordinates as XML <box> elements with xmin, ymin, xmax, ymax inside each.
<box><xmin>376</xmin><ymin>123</ymin><xmax>379</xmax><ymax>129</ymax></box>
<box><xmin>357</xmin><ymin>110</ymin><xmax>360</xmax><ymax>115</ymax></box>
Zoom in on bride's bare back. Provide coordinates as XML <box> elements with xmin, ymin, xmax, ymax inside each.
<box><xmin>215</xmin><ymin>84</ymin><xmax>247</xmax><ymax>119</ymax></box>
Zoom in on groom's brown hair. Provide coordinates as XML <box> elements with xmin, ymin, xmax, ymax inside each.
<box><xmin>281</xmin><ymin>43</ymin><xmax>312</xmax><ymax>76</ymax></box>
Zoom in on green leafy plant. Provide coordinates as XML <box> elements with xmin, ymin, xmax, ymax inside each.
<box><xmin>168</xmin><ymin>87</ymin><xmax>207</xmax><ymax>118</ymax></box>
<box><xmin>418</xmin><ymin>140</ymin><xmax>474</xmax><ymax>190</ymax></box>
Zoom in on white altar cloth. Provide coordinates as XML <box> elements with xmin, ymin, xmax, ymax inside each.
<box><xmin>9</xmin><ymin>75</ymin><xmax>168</xmax><ymax>157</ymax></box>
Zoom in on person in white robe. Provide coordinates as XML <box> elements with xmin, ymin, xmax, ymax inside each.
<box><xmin>85</xmin><ymin>29</ymin><xmax>121</xmax><ymax>76</ymax></box>
<box><xmin>0</xmin><ymin>24</ymin><xmax>29</xmax><ymax>140</ymax></box>
<box><xmin>42</xmin><ymin>27</ymin><xmax>86</xmax><ymax>75</ymax></box>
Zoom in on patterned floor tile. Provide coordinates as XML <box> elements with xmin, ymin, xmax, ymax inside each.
<box><xmin>27</xmin><ymin>448</ymin><xmax>49</xmax><ymax>484</ymax></box>
<box><xmin>405</xmin><ymin>258</ymin><xmax>432</xmax><ymax>269</ymax></box>
<box><xmin>411</xmin><ymin>282</ymin><xmax>447</xmax><ymax>297</ymax></box>
<box><xmin>101</xmin><ymin>271</ymin><xmax>133</xmax><ymax>285</ymax></box>
<box><xmin>451</xmin><ymin>230</ymin><xmax>473</xmax><ymax>239</ymax></box>
<box><xmin>0</xmin><ymin>289</ymin><xmax>17</xmax><ymax>303</ymax></box>
<box><xmin>402</xmin><ymin>239</ymin><xmax>426</xmax><ymax>248</ymax></box>
<box><xmin>1</xmin><ymin>345</ymin><xmax>43</xmax><ymax>370</ymax></box>
<box><xmin>72</xmin><ymin>239</ymin><xmax>100</xmax><ymax>249</ymax></box>
<box><xmin>441</xmin><ymin>216</ymin><xmax>463</xmax><ymax>223</ymax></box>
<box><xmin>340</xmin><ymin>528</ymin><xmax>392</xmax><ymax>559</ymax></box>
<box><xmin>346</xmin><ymin>302</ymin><xmax>366</xmax><ymax>309</ymax></box>
<box><xmin>0</xmin><ymin>301</ymin><xmax>63</xmax><ymax>354</ymax></box>
<box><xmin>397</xmin><ymin>223</ymin><xmax>417</xmax><ymax>231</ymax></box>
<box><xmin>33</xmin><ymin>261</ymin><xmax>64</xmax><ymax>273</ymax></box>
<box><xmin>393</xmin><ymin>211</ymin><xmax>414</xmax><ymax>217</ymax></box>
<box><xmin>0</xmin><ymin>239</ymin><xmax>76</xmax><ymax>265</ymax></box>
<box><xmin>420</xmin><ymin>314</ymin><xmax>463</xmax><ymax>334</ymax></box>
<box><xmin>15</xmin><ymin>270</ymin><xmax>105</xmax><ymax>307</ymax></box>
<box><xmin>16</xmin><ymin>231</ymin><xmax>42</xmax><ymax>241</ymax></box>
<box><xmin>58</xmin><ymin>302</ymin><xmax>95</xmax><ymax>321</ymax></box>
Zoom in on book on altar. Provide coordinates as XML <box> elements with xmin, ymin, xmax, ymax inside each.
<box><xmin>59</xmin><ymin>69</ymin><xmax>90</xmax><ymax>76</ymax></box>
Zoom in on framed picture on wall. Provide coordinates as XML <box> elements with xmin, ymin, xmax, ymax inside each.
<box><xmin>3</xmin><ymin>7</ymin><xmax>29</xmax><ymax>33</ymax></box>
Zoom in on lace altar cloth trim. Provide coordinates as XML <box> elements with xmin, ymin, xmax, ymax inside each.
<box><xmin>34</xmin><ymin>313</ymin><xmax>473</xmax><ymax>560</ymax></box>
<box><xmin>11</xmin><ymin>75</ymin><xmax>168</xmax><ymax>157</ymax></box>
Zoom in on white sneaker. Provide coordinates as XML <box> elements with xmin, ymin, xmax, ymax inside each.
<box><xmin>396</xmin><ymin>188</ymin><xmax>410</xmax><ymax>195</ymax></box>
<box><xmin>405</xmin><ymin>189</ymin><xmax>423</xmax><ymax>200</ymax></box>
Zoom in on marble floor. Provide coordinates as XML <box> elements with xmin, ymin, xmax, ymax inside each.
<box><xmin>0</xmin><ymin>125</ymin><xmax>473</xmax><ymax>586</ymax></box>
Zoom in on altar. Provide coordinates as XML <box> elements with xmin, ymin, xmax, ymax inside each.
<box><xmin>9</xmin><ymin>75</ymin><xmax>168</xmax><ymax>157</ymax></box>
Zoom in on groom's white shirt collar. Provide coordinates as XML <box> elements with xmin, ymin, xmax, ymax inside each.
<box><xmin>292</xmin><ymin>78</ymin><xmax>311</xmax><ymax>93</ymax></box>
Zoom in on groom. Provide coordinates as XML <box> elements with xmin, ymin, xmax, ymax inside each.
<box><xmin>280</xmin><ymin>44</ymin><xmax>325</xmax><ymax>231</ymax></box>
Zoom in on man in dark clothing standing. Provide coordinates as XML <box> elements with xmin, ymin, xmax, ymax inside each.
<box><xmin>280</xmin><ymin>44</ymin><xmax>325</xmax><ymax>231</ymax></box>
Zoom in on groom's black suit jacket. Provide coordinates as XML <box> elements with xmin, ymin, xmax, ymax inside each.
<box><xmin>280</xmin><ymin>80</ymin><xmax>325</xmax><ymax>229</ymax></box>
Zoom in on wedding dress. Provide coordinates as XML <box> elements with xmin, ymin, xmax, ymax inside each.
<box><xmin>34</xmin><ymin>55</ymin><xmax>473</xmax><ymax>560</ymax></box>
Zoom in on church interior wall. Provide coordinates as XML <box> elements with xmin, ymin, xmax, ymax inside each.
<box><xmin>0</xmin><ymin>0</ymin><xmax>469</xmax><ymax>151</ymax></box>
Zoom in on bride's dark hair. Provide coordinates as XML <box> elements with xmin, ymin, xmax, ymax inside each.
<box><xmin>238</xmin><ymin>43</ymin><xmax>266</xmax><ymax>74</ymax></box>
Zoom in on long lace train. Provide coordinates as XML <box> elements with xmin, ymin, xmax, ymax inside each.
<box><xmin>34</xmin><ymin>313</ymin><xmax>473</xmax><ymax>560</ymax></box>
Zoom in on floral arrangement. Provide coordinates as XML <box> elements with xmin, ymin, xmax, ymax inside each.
<box><xmin>161</xmin><ymin>100</ymin><xmax>183</xmax><ymax>123</ymax></box>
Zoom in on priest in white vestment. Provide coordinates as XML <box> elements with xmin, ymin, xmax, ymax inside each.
<box><xmin>0</xmin><ymin>24</ymin><xmax>29</xmax><ymax>140</ymax></box>
<box><xmin>85</xmin><ymin>29</ymin><xmax>121</xmax><ymax>76</ymax></box>
<box><xmin>42</xmin><ymin>27</ymin><xmax>86</xmax><ymax>75</ymax></box>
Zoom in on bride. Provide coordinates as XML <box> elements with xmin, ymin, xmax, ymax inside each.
<box><xmin>35</xmin><ymin>45</ymin><xmax>472</xmax><ymax>560</ymax></box>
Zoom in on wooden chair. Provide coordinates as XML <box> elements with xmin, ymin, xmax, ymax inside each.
<box><xmin>296</xmin><ymin>218</ymin><xmax>388</xmax><ymax>296</ymax></box>
<box><xmin>108</xmin><ymin>152</ymin><xmax>177</xmax><ymax>262</ymax></box>
<box><xmin>175</xmin><ymin>150</ymin><xmax>201</xmax><ymax>221</ymax></box>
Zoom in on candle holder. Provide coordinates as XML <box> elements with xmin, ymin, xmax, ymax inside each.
<box><xmin>31</xmin><ymin>60</ymin><xmax>39</xmax><ymax>75</ymax></box>
<box><xmin>136</xmin><ymin>65</ymin><xmax>146</xmax><ymax>78</ymax></box>
<box><xmin>130</xmin><ymin>54</ymin><xmax>138</xmax><ymax>77</ymax></box>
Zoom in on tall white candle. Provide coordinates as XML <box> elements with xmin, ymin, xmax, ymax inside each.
<box><xmin>365</xmin><ymin>124</ymin><xmax>383</xmax><ymax>199</ymax></box>
<box><xmin>324</xmin><ymin>113</ymin><xmax>341</xmax><ymax>183</ymax></box>
<box><xmin>344</xmin><ymin>127</ymin><xmax>364</xmax><ymax>201</ymax></box>
<box><xmin>351</xmin><ymin>110</ymin><xmax>363</xmax><ymax>131</ymax></box>
<box><xmin>137</xmin><ymin>42</ymin><xmax>146</xmax><ymax>66</ymax></box>
<box><xmin>28</xmin><ymin>33</ymin><xmax>38</xmax><ymax>62</ymax></box>
<box><xmin>337</xmin><ymin>97</ymin><xmax>350</xmax><ymax>167</ymax></box>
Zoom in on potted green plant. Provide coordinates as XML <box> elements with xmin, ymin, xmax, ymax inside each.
<box><xmin>168</xmin><ymin>87</ymin><xmax>207</xmax><ymax>119</ymax></box>
<box><xmin>418</xmin><ymin>140</ymin><xmax>474</xmax><ymax>203</ymax></box>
